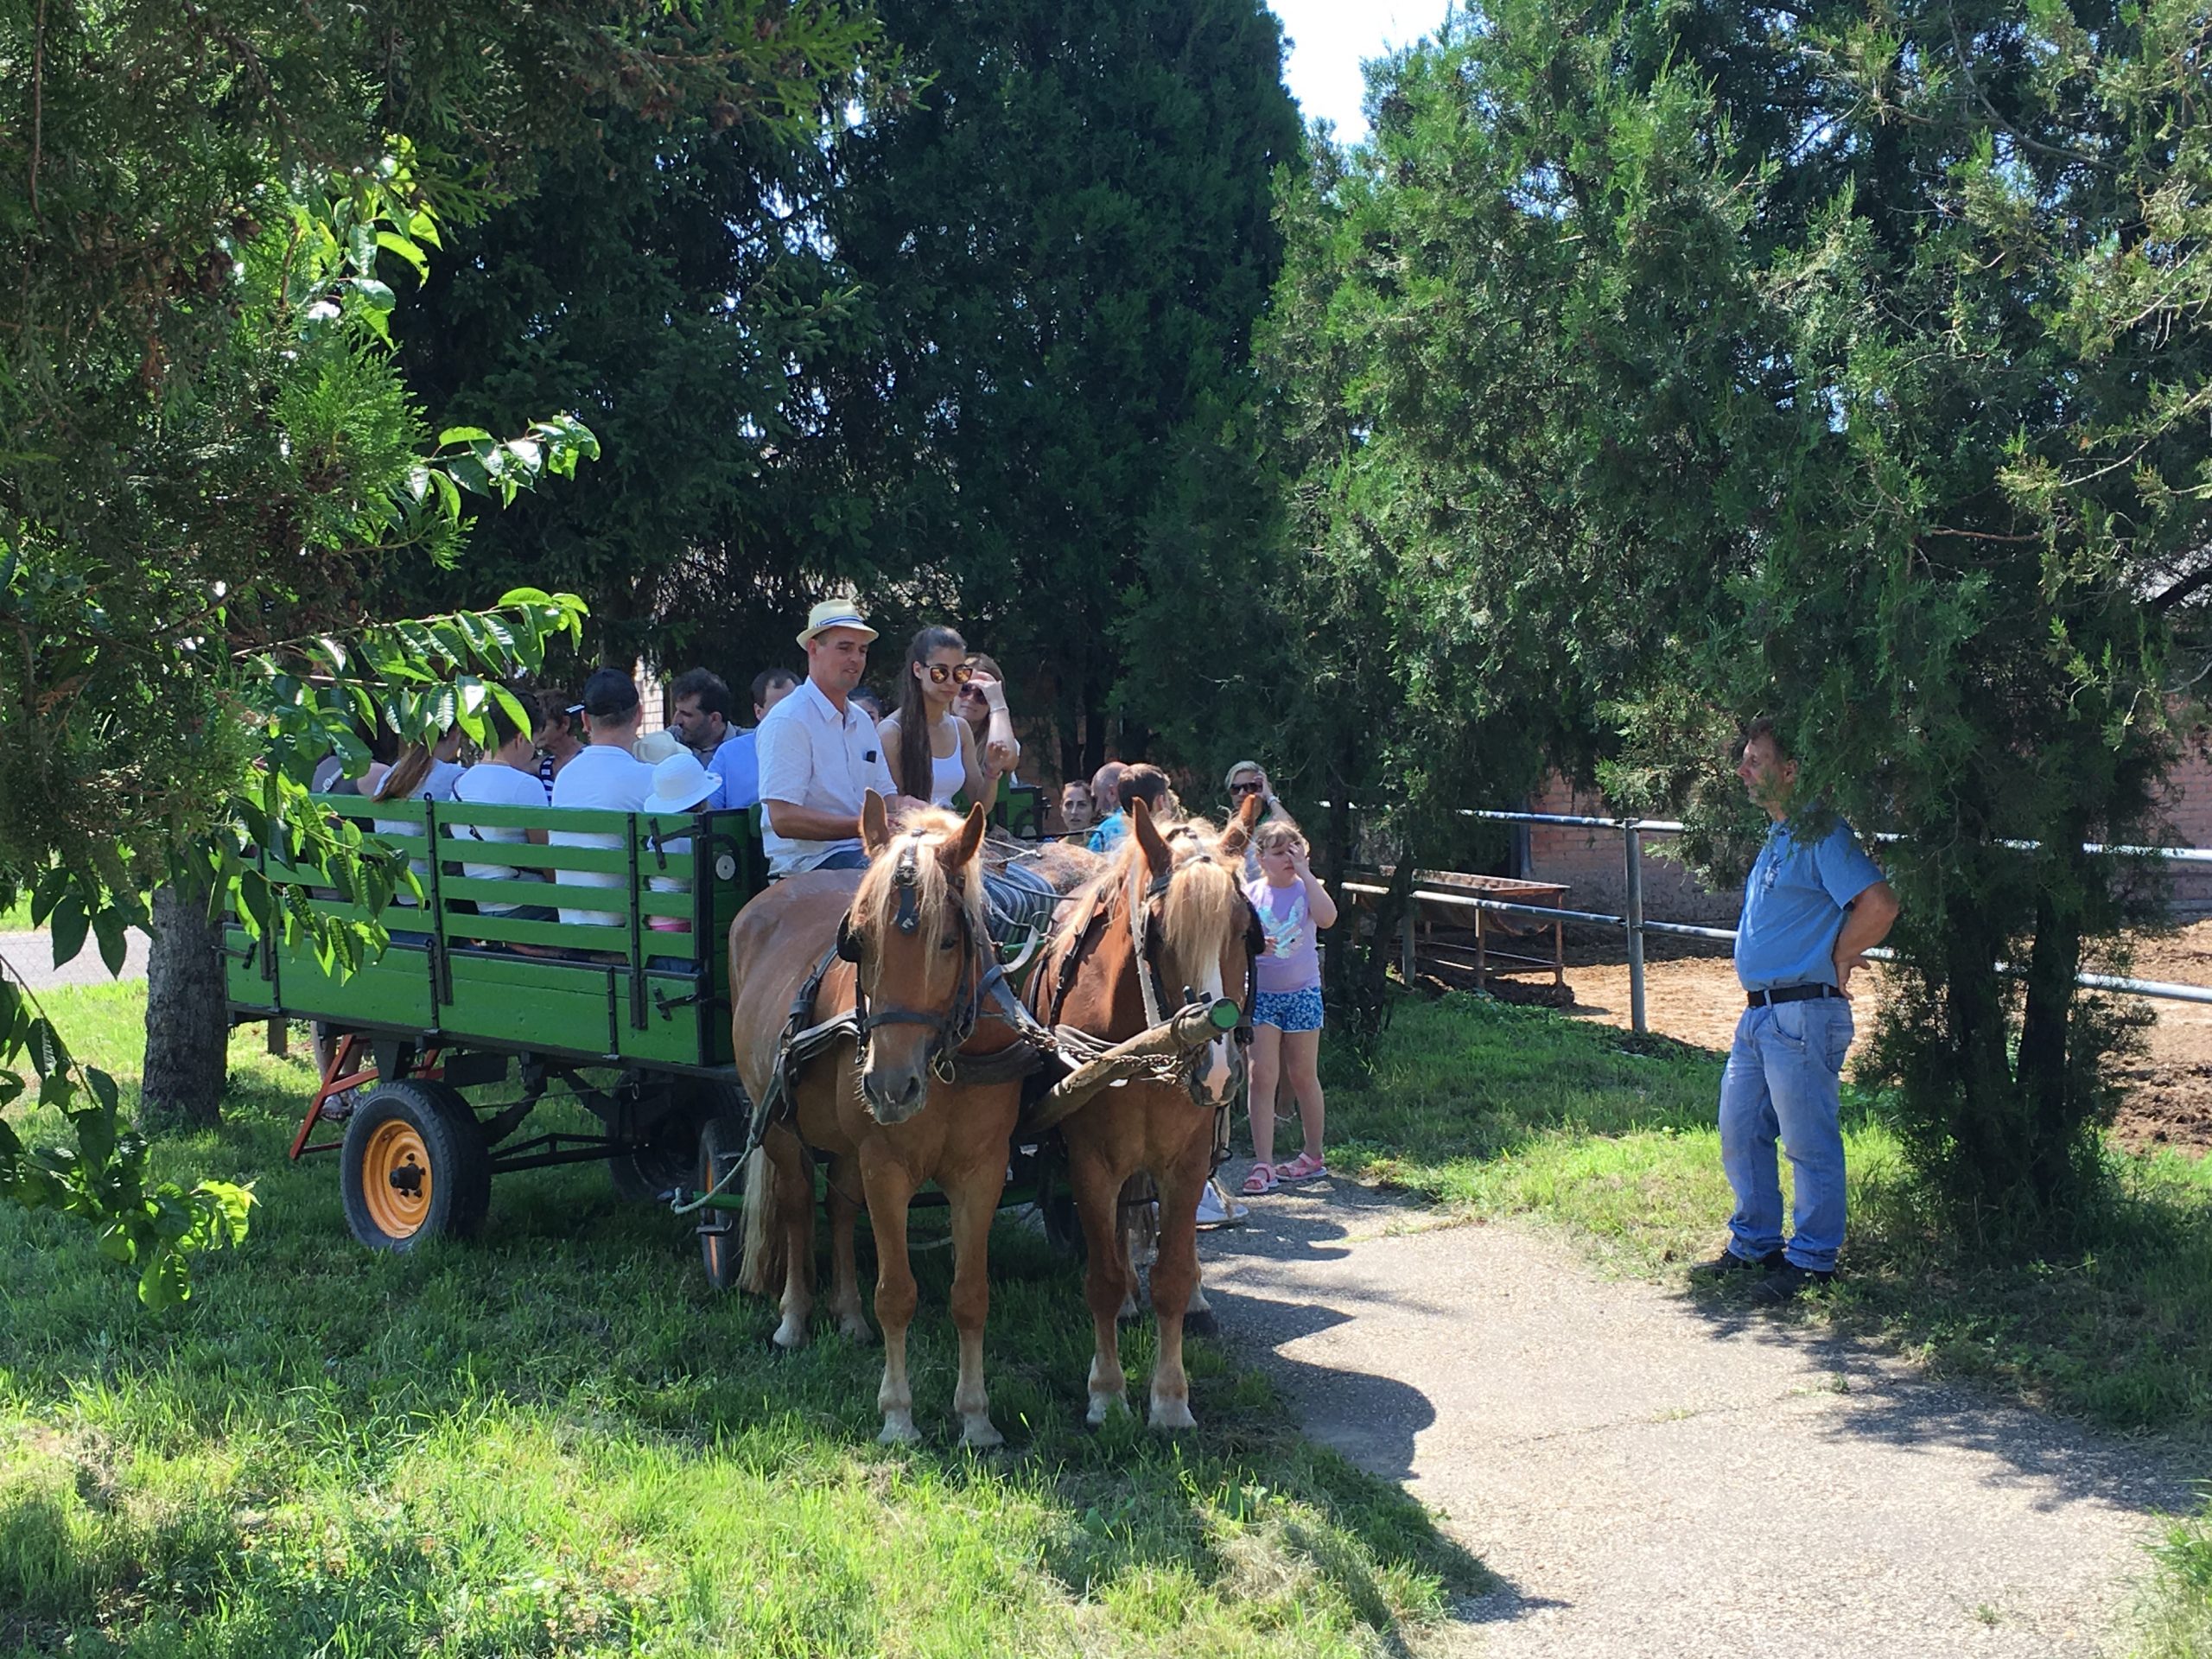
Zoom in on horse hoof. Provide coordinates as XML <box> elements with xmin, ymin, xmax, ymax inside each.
<box><xmin>879</xmin><ymin>1413</ymin><xmax>920</xmax><ymax>1445</ymax></box>
<box><xmin>960</xmin><ymin>1416</ymin><xmax>1005</xmax><ymax>1450</ymax></box>
<box><xmin>1116</xmin><ymin>1298</ymin><xmax>1146</xmax><ymax>1325</ymax></box>
<box><xmin>1086</xmin><ymin>1391</ymin><xmax>1129</xmax><ymax>1427</ymax></box>
<box><xmin>1148</xmin><ymin>1397</ymin><xmax>1198</xmax><ymax>1432</ymax></box>
<box><xmin>1183</xmin><ymin>1308</ymin><xmax>1219</xmax><ymax>1339</ymax></box>
<box><xmin>772</xmin><ymin>1320</ymin><xmax>810</xmax><ymax>1351</ymax></box>
<box><xmin>838</xmin><ymin>1316</ymin><xmax>876</xmax><ymax>1344</ymax></box>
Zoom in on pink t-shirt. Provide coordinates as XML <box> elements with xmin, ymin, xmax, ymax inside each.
<box><xmin>1247</xmin><ymin>877</ymin><xmax>1319</xmax><ymax>995</ymax></box>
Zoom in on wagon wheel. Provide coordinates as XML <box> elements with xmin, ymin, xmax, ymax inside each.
<box><xmin>696</xmin><ymin>1114</ymin><xmax>748</xmax><ymax>1292</ymax></box>
<box><xmin>609</xmin><ymin>1078</ymin><xmax>744</xmax><ymax>1203</ymax></box>
<box><xmin>339</xmin><ymin>1077</ymin><xmax>492</xmax><ymax>1251</ymax></box>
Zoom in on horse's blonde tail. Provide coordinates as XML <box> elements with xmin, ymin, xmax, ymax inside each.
<box><xmin>737</xmin><ymin>1144</ymin><xmax>784</xmax><ymax>1297</ymax></box>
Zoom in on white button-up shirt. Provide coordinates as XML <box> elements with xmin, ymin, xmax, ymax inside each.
<box><xmin>756</xmin><ymin>677</ymin><xmax>896</xmax><ymax>874</ymax></box>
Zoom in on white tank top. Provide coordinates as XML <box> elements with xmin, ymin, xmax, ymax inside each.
<box><xmin>930</xmin><ymin>731</ymin><xmax>966</xmax><ymax>807</ymax></box>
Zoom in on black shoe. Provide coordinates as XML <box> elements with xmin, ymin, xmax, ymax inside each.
<box><xmin>1691</xmin><ymin>1246</ymin><xmax>1785</xmax><ymax>1279</ymax></box>
<box><xmin>1750</xmin><ymin>1261</ymin><xmax>1835</xmax><ymax>1306</ymax></box>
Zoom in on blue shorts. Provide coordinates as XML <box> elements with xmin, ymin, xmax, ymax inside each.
<box><xmin>1253</xmin><ymin>984</ymin><xmax>1325</xmax><ymax>1033</ymax></box>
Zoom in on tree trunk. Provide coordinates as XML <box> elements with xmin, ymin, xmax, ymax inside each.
<box><xmin>139</xmin><ymin>880</ymin><xmax>229</xmax><ymax>1132</ymax></box>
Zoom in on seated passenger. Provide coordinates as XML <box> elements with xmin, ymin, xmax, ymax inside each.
<box><xmin>449</xmin><ymin>690</ymin><xmax>556</xmax><ymax>927</ymax></box>
<box><xmin>531</xmin><ymin>692</ymin><xmax>583</xmax><ymax>800</ymax></box>
<box><xmin>1088</xmin><ymin>764</ymin><xmax>1170</xmax><ymax>855</ymax></box>
<box><xmin>880</xmin><ymin>626</ymin><xmax>1004</xmax><ymax>812</ymax></box>
<box><xmin>950</xmin><ymin>651</ymin><xmax>1022</xmax><ymax>783</ymax></box>
<box><xmin>757</xmin><ymin>599</ymin><xmax>900</xmax><ymax>877</ymax></box>
<box><xmin>549</xmin><ymin>668</ymin><xmax>655</xmax><ymax>928</ymax></box>
<box><xmin>696</xmin><ymin>667</ymin><xmax>796</xmax><ymax>813</ymax></box>
<box><xmin>372</xmin><ymin>728</ymin><xmax>466</xmax><ymax>933</ymax></box>
<box><xmin>640</xmin><ymin>750</ymin><xmax>719</xmax><ymax>967</ymax></box>
<box><xmin>1057</xmin><ymin>779</ymin><xmax>1096</xmax><ymax>836</ymax></box>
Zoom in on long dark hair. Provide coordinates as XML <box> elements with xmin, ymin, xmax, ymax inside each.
<box><xmin>895</xmin><ymin>626</ymin><xmax>965</xmax><ymax>798</ymax></box>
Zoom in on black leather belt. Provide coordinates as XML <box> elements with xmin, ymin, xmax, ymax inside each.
<box><xmin>1745</xmin><ymin>982</ymin><xmax>1844</xmax><ymax>1008</ymax></box>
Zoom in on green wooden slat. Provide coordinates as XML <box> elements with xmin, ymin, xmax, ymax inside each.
<box><xmin>452</xmin><ymin>912</ymin><xmax>635</xmax><ymax>950</ymax></box>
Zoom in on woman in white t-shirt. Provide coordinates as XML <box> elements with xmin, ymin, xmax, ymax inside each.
<box><xmin>880</xmin><ymin>626</ymin><xmax>1007</xmax><ymax>810</ymax></box>
<box><xmin>449</xmin><ymin>692</ymin><xmax>556</xmax><ymax>931</ymax></box>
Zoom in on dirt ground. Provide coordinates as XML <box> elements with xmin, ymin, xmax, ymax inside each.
<box><xmin>1435</xmin><ymin>919</ymin><xmax>2212</xmax><ymax>1155</ymax></box>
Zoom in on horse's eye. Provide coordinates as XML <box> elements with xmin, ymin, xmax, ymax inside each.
<box><xmin>939</xmin><ymin>934</ymin><xmax>960</xmax><ymax>951</ymax></box>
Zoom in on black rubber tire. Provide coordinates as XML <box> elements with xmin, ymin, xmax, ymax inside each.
<box><xmin>696</xmin><ymin>1113</ymin><xmax>748</xmax><ymax>1292</ymax></box>
<box><xmin>609</xmin><ymin>1078</ymin><xmax>743</xmax><ymax>1203</ymax></box>
<box><xmin>339</xmin><ymin>1077</ymin><xmax>493</xmax><ymax>1251</ymax></box>
<box><xmin>1039</xmin><ymin>1156</ymin><xmax>1087</xmax><ymax>1262</ymax></box>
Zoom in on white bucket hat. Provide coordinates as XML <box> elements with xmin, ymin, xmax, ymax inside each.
<box><xmin>644</xmin><ymin>751</ymin><xmax>716</xmax><ymax>816</ymax></box>
<box><xmin>633</xmin><ymin>728</ymin><xmax>684</xmax><ymax>766</ymax></box>
<box><xmin>796</xmin><ymin>596</ymin><xmax>878</xmax><ymax>648</ymax></box>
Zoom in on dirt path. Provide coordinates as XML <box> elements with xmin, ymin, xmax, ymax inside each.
<box><xmin>1199</xmin><ymin>1185</ymin><xmax>2196</xmax><ymax>1658</ymax></box>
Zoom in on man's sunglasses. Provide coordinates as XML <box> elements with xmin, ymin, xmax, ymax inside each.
<box><xmin>925</xmin><ymin>662</ymin><xmax>977</xmax><ymax>686</ymax></box>
<box><xmin>1230</xmin><ymin>781</ymin><xmax>1266</xmax><ymax>797</ymax></box>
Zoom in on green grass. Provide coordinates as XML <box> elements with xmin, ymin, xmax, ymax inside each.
<box><xmin>3</xmin><ymin>983</ymin><xmax>1484</xmax><ymax>1657</ymax></box>
<box><xmin>0</xmin><ymin>894</ymin><xmax>32</xmax><ymax>932</ymax></box>
<box><xmin>2137</xmin><ymin>1499</ymin><xmax>2212</xmax><ymax>1659</ymax></box>
<box><xmin>1328</xmin><ymin>992</ymin><xmax>2212</xmax><ymax>1438</ymax></box>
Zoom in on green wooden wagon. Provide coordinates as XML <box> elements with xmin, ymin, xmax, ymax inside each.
<box><xmin>226</xmin><ymin>783</ymin><xmax>1047</xmax><ymax>1278</ymax></box>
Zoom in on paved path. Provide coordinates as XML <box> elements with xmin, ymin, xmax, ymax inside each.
<box><xmin>0</xmin><ymin>928</ymin><xmax>150</xmax><ymax>992</ymax></box>
<box><xmin>1199</xmin><ymin>1183</ymin><xmax>2198</xmax><ymax>1657</ymax></box>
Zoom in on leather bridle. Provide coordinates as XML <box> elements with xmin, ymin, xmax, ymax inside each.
<box><xmin>836</xmin><ymin>830</ymin><xmax>985</xmax><ymax>1085</ymax></box>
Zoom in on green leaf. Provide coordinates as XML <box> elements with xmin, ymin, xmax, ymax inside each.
<box><xmin>376</xmin><ymin>229</ymin><xmax>431</xmax><ymax>281</ymax></box>
<box><xmin>91</xmin><ymin>906</ymin><xmax>128</xmax><ymax>976</ymax></box>
<box><xmin>438</xmin><ymin>426</ymin><xmax>495</xmax><ymax>447</ymax></box>
<box><xmin>50</xmin><ymin>893</ymin><xmax>90</xmax><ymax>969</ymax></box>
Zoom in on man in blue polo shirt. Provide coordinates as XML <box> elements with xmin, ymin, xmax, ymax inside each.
<box><xmin>1700</xmin><ymin>718</ymin><xmax>1900</xmax><ymax>1304</ymax></box>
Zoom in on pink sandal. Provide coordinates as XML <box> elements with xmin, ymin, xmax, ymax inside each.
<box><xmin>1276</xmin><ymin>1150</ymin><xmax>1329</xmax><ymax>1183</ymax></box>
<box><xmin>1240</xmin><ymin>1163</ymin><xmax>1279</xmax><ymax>1197</ymax></box>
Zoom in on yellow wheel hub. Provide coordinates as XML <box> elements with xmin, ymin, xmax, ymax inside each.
<box><xmin>362</xmin><ymin>1119</ymin><xmax>432</xmax><ymax>1239</ymax></box>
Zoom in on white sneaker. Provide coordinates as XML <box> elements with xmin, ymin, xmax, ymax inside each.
<box><xmin>1194</xmin><ymin>1179</ymin><xmax>1248</xmax><ymax>1230</ymax></box>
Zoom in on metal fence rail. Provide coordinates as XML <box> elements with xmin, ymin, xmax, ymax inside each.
<box><xmin>1339</xmin><ymin>810</ymin><xmax>2212</xmax><ymax>1033</ymax></box>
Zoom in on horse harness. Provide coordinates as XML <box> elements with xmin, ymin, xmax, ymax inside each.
<box><xmin>744</xmin><ymin>831</ymin><xmax>1052</xmax><ymax>1156</ymax></box>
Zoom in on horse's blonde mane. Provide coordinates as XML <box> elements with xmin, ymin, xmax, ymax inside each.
<box><xmin>1052</xmin><ymin>814</ymin><xmax>1246</xmax><ymax>981</ymax></box>
<box><xmin>851</xmin><ymin>807</ymin><xmax>988</xmax><ymax>997</ymax></box>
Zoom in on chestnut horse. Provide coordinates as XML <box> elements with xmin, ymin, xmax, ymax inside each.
<box><xmin>732</xmin><ymin>796</ymin><xmax>1027</xmax><ymax>1446</ymax></box>
<box><xmin>1031</xmin><ymin>794</ymin><xmax>1262</xmax><ymax>1428</ymax></box>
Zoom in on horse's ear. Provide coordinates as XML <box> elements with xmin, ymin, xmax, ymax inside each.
<box><xmin>940</xmin><ymin>801</ymin><xmax>988</xmax><ymax>871</ymax></box>
<box><xmin>860</xmin><ymin>789</ymin><xmax>893</xmax><ymax>857</ymax></box>
<box><xmin>1131</xmin><ymin>796</ymin><xmax>1172</xmax><ymax>876</ymax></box>
<box><xmin>1220</xmin><ymin>793</ymin><xmax>1264</xmax><ymax>857</ymax></box>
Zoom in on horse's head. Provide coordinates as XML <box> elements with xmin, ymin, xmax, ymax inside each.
<box><xmin>1122</xmin><ymin>793</ymin><xmax>1266</xmax><ymax>1108</ymax></box>
<box><xmin>842</xmin><ymin>791</ymin><xmax>991</xmax><ymax>1123</ymax></box>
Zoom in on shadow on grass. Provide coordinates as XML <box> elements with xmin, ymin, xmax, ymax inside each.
<box><xmin>5</xmin><ymin>997</ymin><xmax>1489</xmax><ymax>1655</ymax></box>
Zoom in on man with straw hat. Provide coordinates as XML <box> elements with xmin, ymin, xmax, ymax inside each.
<box><xmin>756</xmin><ymin>597</ymin><xmax>903</xmax><ymax>876</ymax></box>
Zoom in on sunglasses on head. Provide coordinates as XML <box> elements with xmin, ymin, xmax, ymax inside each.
<box><xmin>925</xmin><ymin>662</ymin><xmax>976</xmax><ymax>686</ymax></box>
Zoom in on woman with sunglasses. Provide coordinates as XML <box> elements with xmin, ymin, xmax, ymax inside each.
<box><xmin>880</xmin><ymin>626</ymin><xmax>1007</xmax><ymax>810</ymax></box>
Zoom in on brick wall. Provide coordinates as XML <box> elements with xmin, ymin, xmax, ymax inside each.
<box><xmin>1520</xmin><ymin>775</ymin><xmax>1744</xmax><ymax>926</ymax></box>
<box><xmin>1521</xmin><ymin>746</ymin><xmax>2212</xmax><ymax>925</ymax></box>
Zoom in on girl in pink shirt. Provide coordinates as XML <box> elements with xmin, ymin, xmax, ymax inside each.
<box><xmin>1241</xmin><ymin>819</ymin><xmax>1339</xmax><ymax>1195</ymax></box>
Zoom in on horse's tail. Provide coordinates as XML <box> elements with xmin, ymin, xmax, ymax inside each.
<box><xmin>738</xmin><ymin>1143</ymin><xmax>785</xmax><ymax>1296</ymax></box>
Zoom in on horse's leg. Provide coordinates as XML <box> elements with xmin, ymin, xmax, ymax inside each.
<box><xmin>1147</xmin><ymin>1139</ymin><xmax>1211</xmax><ymax>1431</ymax></box>
<box><xmin>764</xmin><ymin>1125</ymin><xmax>815</xmax><ymax>1350</ymax></box>
<box><xmin>944</xmin><ymin>1142</ymin><xmax>1009</xmax><ymax>1449</ymax></box>
<box><xmin>1071</xmin><ymin>1144</ymin><xmax>1131</xmax><ymax>1425</ymax></box>
<box><xmin>861</xmin><ymin>1153</ymin><xmax>923</xmax><ymax>1444</ymax></box>
<box><xmin>826</xmin><ymin>1153</ymin><xmax>874</xmax><ymax>1343</ymax></box>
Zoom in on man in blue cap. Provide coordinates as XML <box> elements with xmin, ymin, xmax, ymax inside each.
<box><xmin>1698</xmin><ymin>718</ymin><xmax>1900</xmax><ymax>1305</ymax></box>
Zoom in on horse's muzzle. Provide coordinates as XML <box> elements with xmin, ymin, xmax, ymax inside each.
<box><xmin>861</xmin><ymin>1060</ymin><xmax>931</xmax><ymax>1124</ymax></box>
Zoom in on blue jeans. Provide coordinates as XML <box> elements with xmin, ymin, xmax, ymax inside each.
<box><xmin>1719</xmin><ymin>997</ymin><xmax>1854</xmax><ymax>1272</ymax></box>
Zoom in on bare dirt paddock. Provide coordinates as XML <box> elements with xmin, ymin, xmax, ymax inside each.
<box><xmin>1452</xmin><ymin>922</ymin><xmax>2212</xmax><ymax>1155</ymax></box>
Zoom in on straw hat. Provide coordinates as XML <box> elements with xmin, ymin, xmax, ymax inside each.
<box><xmin>796</xmin><ymin>596</ymin><xmax>878</xmax><ymax>648</ymax></box>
